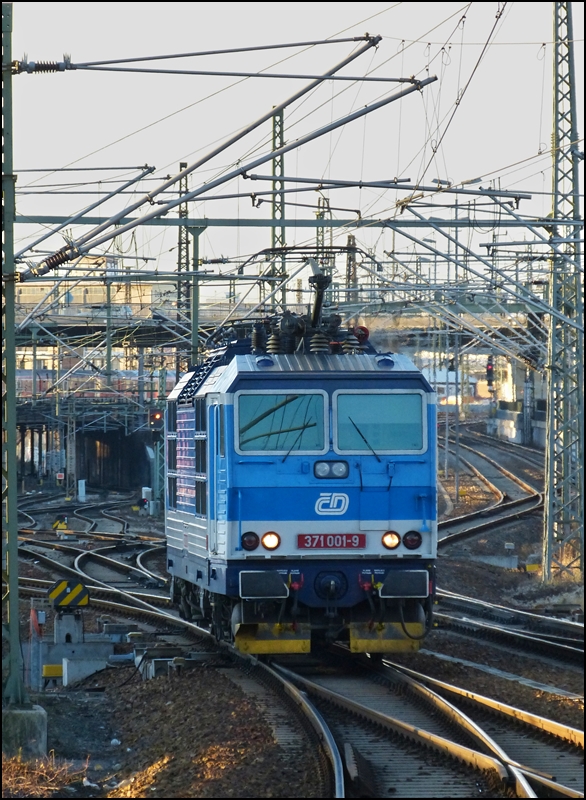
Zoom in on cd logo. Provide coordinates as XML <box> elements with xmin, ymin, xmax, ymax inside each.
<box><xmin>315</xmin><ymin>493</ymin><xmax>349</xmax><ymax>515</ymax></box>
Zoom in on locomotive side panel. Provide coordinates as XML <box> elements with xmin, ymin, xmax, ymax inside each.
<box><xmin>166</xmin><ymin>402</ymin><xmax>209</xmax><ymax>596</ymax></box>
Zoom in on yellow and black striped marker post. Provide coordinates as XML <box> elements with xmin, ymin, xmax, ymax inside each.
<box><xmin>48</xmin><ymin>580</ymin><xmax>90</xmax><ymax>608</ymax></box>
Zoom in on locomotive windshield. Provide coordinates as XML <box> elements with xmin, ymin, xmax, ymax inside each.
<box><xmin>335</xmin><ymin>391</ymin><xmax>425</xmax><ymax>453</ymax></box>
<box><xmin>237</xmin><ymin>392</ymin><xmax>326</xmax><ymax>453</ymax></box>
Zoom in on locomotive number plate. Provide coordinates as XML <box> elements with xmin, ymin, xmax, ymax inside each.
<box><xmin>297</xmin><ymin>534</ymin><xmax>366</xmax><ymax>549</ymax></box>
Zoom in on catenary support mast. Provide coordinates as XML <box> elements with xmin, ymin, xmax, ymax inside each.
<box><xmin>2</xmin><ymin>1</ymin><xmax>29</xmax><ymax>705</ymax></box>
<box><xmin>543</xmin><ymin>1</ymin><xmax>584</xmax><ymax>579</ymax></box>
<box><xmin>271</xmin><ymin>110</ymin><xmax>286</xmax><ymax>307</ymax></box>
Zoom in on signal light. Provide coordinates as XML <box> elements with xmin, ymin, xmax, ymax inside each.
<box><xmin>149</xmin><ymin>409</ymin><xmax>164</xmax><ymax>430</ymax></box>
<box><xmin>486</xmin><ymin>355</ymin><xmax>494</xmax><ymax>387</ymax></box>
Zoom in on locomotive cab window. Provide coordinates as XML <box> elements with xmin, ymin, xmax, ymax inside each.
<box><xmin>334</xmin><ymin>390</ymin><xmax>426</xmax><ymax>454</ymax></box>
<box><xmin>236</xmin><ymin>391</ymin><xmax>327</xmax><ymax>454</ymax></box>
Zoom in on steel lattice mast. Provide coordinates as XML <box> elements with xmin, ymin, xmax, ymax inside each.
<box><xmin>2</xmin><ymin>1</ymin><xmax>29</xmax><ymax>705</ymax></box>
<box><xmin>271</xmin><ymin>110</ymin><xmax>287</xmax><ymax>307</ymax></box>
<box><xmin>543</xmin><ymin>1</ymin><xmax>584</xmax><ymax>579</ymax></box>
<box><xmin>177</xmin><ymin>162</ymin><xmax>191</xmax><ymax>318</ymax></box>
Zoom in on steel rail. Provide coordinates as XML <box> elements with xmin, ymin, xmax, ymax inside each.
<box><xmin>436</xmin><ymin>589</ymin><xmax>584</xmax><ymax>640</ymax></box>
<box><xmin>327</xmin><ymin>646</ymin><xmax>583</xmax><ymax>796</ymax></box>
<box><xmin>458</xmin><ymin>422</ymin><xmax>545</xmax><ymax>466</ymax></box>
<box><xmin>135</xmin><ymin>545</ymin><xmax>169</xmax><ymax>585</ymax></box>
<box><xmin>384</xmin><ymin>664</ymin><xmax>551</xmax><ymax>796</ymax></box>
<box><xmin>386</xmin><ymin>661</ymin><xmax>584</xmax><ymax>796</ymax></box>
<box><xmin>438</xmin><ymin>493</ymin><xmax>543</xmax><ymax>546</ymax></box>
<box><xmin>235</xmin><ymin>657</ymin><xmax>345</xmax><ymax>798</ymax></box>
<box><xmin>448</xmin><ymin>438</ymin><xmax>540</xmax><ymax>496</ymax></box>
<box><xmin>271</xmin><ymin>661</ymin><xmax>515</xmax><ymax>796</ymax></box>
<box><xmin>17</xmin><ymin>575</ymin><xmax>172</xmax><ymax>606</ymax></box>
<box><xmin>437</xmin><ymin>437</ymin><xmax>544</xmax><ymax>546</ymax></box>
<box><xmin>432</xmin><ymin>612</ymin><xmax>583</xmax><ymax>664</ymax></box>
<box><xmin>18</xmin><ymin>536</ymin><xmax>164</xmax><ymax>586</ymax></box>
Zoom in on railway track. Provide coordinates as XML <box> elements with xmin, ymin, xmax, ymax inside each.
<box><xmin>14</xmin><ymin>460</ymin><xmax>581</xmax><ymax>798</ymax></box>
<box><xmin>433</xmin><ymin>609</ymin><xmax>583</xmax><ymax>666</ymax></box>
<box><xmin>18</xmin><ymin>537</ymin><xmax>168</xmax><ymax>593</ymax></box>
<box><xmin>19</xmin><ymin>571</ymin><xmax>338</xmax><ymax>797</ymax></box>
<box><xmin>384</xmin><ymin>659</ymin><xmax>584</xmax><ymax>798</ymax></box>
<box><xmin>269</xmin><ymin>650</ymin><xmax>584</xmax><ymax>798</ymax></box>
<box><xmin>438</xmin><ymin>438</ymin><xmax>543</xmax><ymax>547</ymax></box>
<box><xmin>18</xmin><ymin>495</ymin><xmax>170</xmax><ymax>605</ymax></box>
<box><xmin>271</xmin><ymin>656</ymin><xmax>520</xmax><ymax>797</ymax></box>
<box><xmin>460</xmin><ymin>422</ymin><xmax>544</xmax><ymax>469</ymax></box>
<box><xmin>438</xmin><ymin>590</ymin><xmax>583</xmax><ymax>644</ymax></box>
<box><xmin>434</xmin><ymin>590</ymin><xmax>583</xmax><ymax>668</ymax></box>
<box><xmin>15</xmin><ymin>500</ymin><xmax>338</xmax><ymax>796</ymax></box>
<box><xmin>18</xmin><ymin>559</ymin><xmax>583</xmax><ymax>800</ymax></box>
<box><xmin>433</xmin><ymin>436</ymin><xmax>584</xmax><ymax>669</ymax></box>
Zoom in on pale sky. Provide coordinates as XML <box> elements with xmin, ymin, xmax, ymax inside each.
<box><xmin>8</xmin><ymin>2</ymin><xmax>584</xmax><ymax>293</ymax></box>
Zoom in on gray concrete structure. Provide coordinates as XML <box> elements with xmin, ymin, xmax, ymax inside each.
<box><xmin>63</xmin><ymin>657</ymin><xmax>109</xmax><ymax>687</ymax></box>
<box><xmin>2</xmin><ymin>705</ymin><xmax>47</xmax><ymax>758</ymax></box>
<box><xmin>25</xmin><ymin>639</ymin><xmax>115</xmax><ymax>692</ymax></box>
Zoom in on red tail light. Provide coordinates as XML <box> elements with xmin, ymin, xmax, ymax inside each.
<box><xmin>241</xmin><ymin>532</ymin><xmax>259</xmax><ymax>551</ymax></box>
<box><xmin>403</xmin><ymin>531</ymin><xmax>423</xmax><ymax>550</ymax></box>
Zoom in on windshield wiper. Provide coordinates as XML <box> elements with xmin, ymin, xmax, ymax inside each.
<box><xmin>240</xmin><ymin>421</ymin><xmax>317</xmax><ymax>447</ymax></box>
<box><xmin>282</xmin><ymin>419</ymin><xmax>315</xmax><ymax>463</ymax></box>
<box><xmin>348</xmin><ymin>416</ymin><xmax>381</xmax><ymax>462</ymax></box>
<box><xmin>239</xmin><ymin>395</ymin><xmax>300</xmax><ymax>435</ymax></box>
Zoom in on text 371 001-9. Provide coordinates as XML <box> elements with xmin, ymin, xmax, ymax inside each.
<box><xmin>297</xmin><ymin>534</ymin><xmax>366</xmax><ymax>549</ymax></box>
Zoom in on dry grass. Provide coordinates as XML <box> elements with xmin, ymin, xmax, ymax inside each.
<box><xmin>1</xmin><ymin>752</ymin><xmax>86</xmax><ymax>798</ymax></box>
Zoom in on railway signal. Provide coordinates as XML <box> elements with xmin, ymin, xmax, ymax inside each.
<box><xmin>149</xmin><ymin>409</ymin><xmax>164</xmax><ymax>431</ymax></box>
<box><xmin>486</xmin><ymin>355</ymin><xmax>494</xmax><ymax>388</ymax></box>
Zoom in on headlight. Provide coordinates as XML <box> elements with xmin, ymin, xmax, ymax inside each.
<box><xmin>331</xmin><ymin>462</ymin><xmax>349</xmax><ymax>478</ymax></box>
<box><xmin>382</xmin><ymin>531</ymin><xmax>401</xmax><ymax>550</ymax></box>
<box><xmin>314</xmin><ymin>462</ymin><xmax>331</xmax><ymax>478</ymax></box>
<box><xmin>403</xmin><ymin>531</ymin><xmax>423</xmax><ymax>550</ymax></box>
<box><xmin>261</xmin><ymin>531</ymin><xmax>281</xmax><ymax>550</ymax></box>
<box><xmin>314</xmin><ymin>461</ymin><xmax>348</xmax><ymax>478</ymax></box>
<box><xmin>241</xmin><ymin>531</ymin><xmax>260</xmax><ymax>551</ymax></box>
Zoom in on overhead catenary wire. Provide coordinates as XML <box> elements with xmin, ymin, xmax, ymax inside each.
<box><xmin>18</xmin><ymin>70</ymin><xmax>436</xmax><ymax>280</ymax></box>
<box><xmin>17</xmin><ymin>36</ymin><xmax>384</xmax><ymax>273</ymax></box>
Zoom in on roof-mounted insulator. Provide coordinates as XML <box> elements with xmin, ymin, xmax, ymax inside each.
<box><xmin>266</xmin><ymin>330</ymin><xmax>282</xmax><ymax>354</ymax></box>
<box><xmin>309</xmin><ymin>332</ymin><xmax>329</xmax><ymax>353</ymax></box>
<box><xmin>342</xmin><ymin>333</ymin><xmax>363</xmax><ymax>354</ymax></box>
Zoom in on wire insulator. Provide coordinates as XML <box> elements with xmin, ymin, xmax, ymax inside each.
<box><xmin>266</xmin><ymin>331</ymin><xmax>282</xmax><ymax>354</ymax></box>
<box><xmin>44</xmin><ymin>249</ymin><xmax>71</xmax><ymax>270</ymax></box>
<box><xmin>33</xmin><ymin>61</ymin><xmax>61</xmax><ymax>73</ymax></box>
<box><xmin>342</xmin><ymin>334</ymin><xmax>363</xmax><ymax>354</ymax></box>
<box><xmin>251</xmin><ymin>324</ymin><xmax>266</xmax><ymax>354</ymax></box>
<box><xmin>309</xmin><ymin>332</ymin><xmax>329</xmax><ymax>353</ymax></box>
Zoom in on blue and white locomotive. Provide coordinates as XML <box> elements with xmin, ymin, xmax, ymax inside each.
<box><xmin>165</xmin><ymin>269</ymin><xmax>437</xmax><ymax>654</ymax></box>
